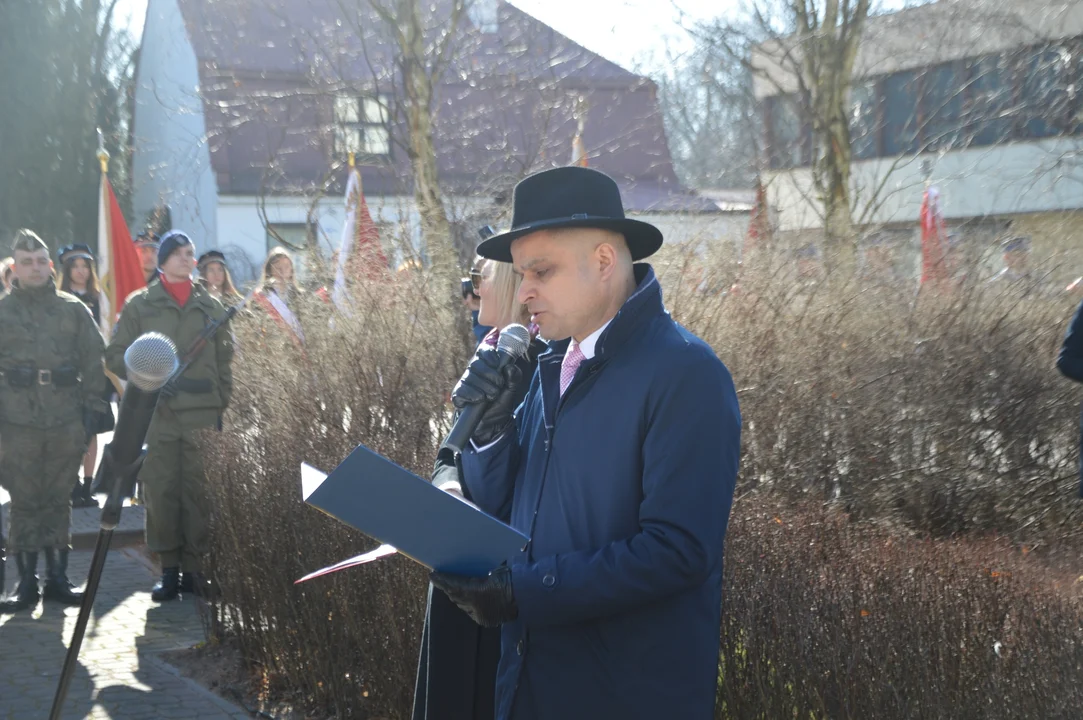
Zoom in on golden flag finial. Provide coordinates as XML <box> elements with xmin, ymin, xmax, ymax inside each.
<box><xmin>348</xmin><ymin>151</ymin><xmax>356</xmax><ymax>168</ymax></box>
<box><xmin>96</xmin><ymin>128</ymin><xmax>110</xmax><ymax>174</ymax></box>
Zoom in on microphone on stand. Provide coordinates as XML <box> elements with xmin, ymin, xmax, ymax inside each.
<box><xmin>443</xmin><ymin>323</ymin><xmax>531</xmax><ymax>454</ymax></box>
<box><xmin>90</xmin><ymin>332</ymin><xmax>178</xmax><ymax>512</ymax></box>
<box><xmin>51</xmin><ymin>332</ymin><xmax>178</xmax><ymax>720</ymax></box>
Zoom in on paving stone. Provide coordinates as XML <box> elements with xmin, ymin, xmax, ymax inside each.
<box><xmin>0</xmin><ymin>547</ymin><xmax>245</xmax><ymax>720</ymax></box>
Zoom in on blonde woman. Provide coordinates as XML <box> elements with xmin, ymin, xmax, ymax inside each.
<box><xmin>197</xmin><ymin>250</ymin><xmax>242</xmax><ymax>304</ymax></box>
<box><xmin>413</xmin><ymin>255</ymin><xmax>542</xmax><ymax>720</ymax></box>
<box><xmin>252</xmin><ymin>247</ymin><xmax>305</xmax><ymax>344</ymax></box>
<box><xmin>471</xmin><ymin>255</ymin><xmax>533</xmax><ymax>347</ymax></box>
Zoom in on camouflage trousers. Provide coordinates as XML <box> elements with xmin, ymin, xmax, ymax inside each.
<box><xmin>140</xmin><ymin>412</ymin><xmax>214</xmax><ymax>572</ymax></box>
<box><xmin>0</xmin><ymin>422</ymin><xmax>85</xmax><ymax>553</ymax></box>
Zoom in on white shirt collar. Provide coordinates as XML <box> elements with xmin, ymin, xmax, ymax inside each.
<box><xmin>574</xmin><ymin>319</ymin><xmax>612</xmax><ymax>361</ymax></box>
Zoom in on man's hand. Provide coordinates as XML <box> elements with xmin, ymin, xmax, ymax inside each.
<box><xmin>451</xmin><ymin>348</ymin><xmax>525</xmax><ymax>446</ymax></box>
<box><xmin>430</xmin><ymin>565</ymin><xmax>518</xmax><ymax>627</ymax></box>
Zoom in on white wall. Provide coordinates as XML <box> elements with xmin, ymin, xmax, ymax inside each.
<box><xmin>131</xmin><ymin>0</ymin><xmax>219</xmax><ymax>248</ymax></box>
<box><xmin>216</xmin><ymin>194</ymin><xmax>746</xmax><ymax>284</ymax></box>
<box><xmin>767</xmin><ymin>137</ymin><xmax>1083</xmax><ymax>231</ymax></box>
<box><xmin>217</xmin><ymin>194</ymin><xmax>425</xmax><ymax>286</ymax></box>
<box><xmin>631</xmin><ymin>212</ymin><xmax>748</xmax><ymax>252</ymax></box>
<box><xmin>753</xmin><ymin>0</ymin><xmax>1083</xmax><ymax>99</ymax></box>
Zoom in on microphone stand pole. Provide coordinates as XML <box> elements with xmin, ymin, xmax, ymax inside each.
<box><xmin>48</xmin><ymin>445</ymin><xmax>146</xmax><ymax>720</ymax></box>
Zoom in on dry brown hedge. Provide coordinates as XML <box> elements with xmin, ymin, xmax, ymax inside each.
<box><xmin>198</xmin><ymin>251</ymin><xmax>1083</xmax><ymax>718</ymax></box>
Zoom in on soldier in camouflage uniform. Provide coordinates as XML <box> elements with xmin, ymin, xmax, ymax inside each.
<box><xmin>0</xmin><ymin>229</ymin><xmax>108</xmax><ymax>613</ymax></box>
<box><xmin>106</xmin><ymin>231</ymin><xmax>233</xmax><ymax>602</ymax></box>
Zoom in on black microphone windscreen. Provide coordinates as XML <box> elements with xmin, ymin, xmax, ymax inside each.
<box><xmin>124</xmin><ymin>332</ymin><xmax>179</xmax><ymax>391</ymax></box>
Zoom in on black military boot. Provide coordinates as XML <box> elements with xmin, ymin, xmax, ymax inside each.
<box><xmin>42</xmin><ymin>548</ymin><xmax>83</xmax><ymax>605</ymax></box>
<box><xmin>71</xmin><ymin>477</ymin><xmax>91</xmax><ymax>508</ymax></box>
<box><xmin>152</xmin><ymin>567</ymin><xmax>181</xmax><ymax>602</ymax></box>
<box><xmin>80</xmin><ymin>476</ymin><xmax>99</xmax><ymax>508</ymax></box>
<box><xmin>0</xmin><ymin>551</ymin><xmax>40</xmax><ymax>613</ymax></box>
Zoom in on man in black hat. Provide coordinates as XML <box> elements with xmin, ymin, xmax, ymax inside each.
<box><xmin>430</xmin><ymin>167</ymin><xmax>742</xmax><ymax>720</ymax></box>
<box><xmin>134</xmin><ymin>231</ymin><xmax>161</xmax><ymax>285</ymax></box>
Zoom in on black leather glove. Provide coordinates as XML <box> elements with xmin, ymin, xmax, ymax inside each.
<box><xmin>451</xmin><ymin>348</ymin><xmax>526</xmax><ymax>446</ymax></box>
<box><xmin>430</xmin><ymin>565</ymin><xmax>518</xmax><ymax>628</ymax></box>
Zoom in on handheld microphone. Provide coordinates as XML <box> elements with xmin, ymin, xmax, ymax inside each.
<box><xmin>91</xmin><ymin>332</ymin><xmax>179</xmax><ymax>520</ymax></box>
<box><xmin>443</xmin><ymin>323</ymin><xmax>531</xmax><ymax>453</ymax></box>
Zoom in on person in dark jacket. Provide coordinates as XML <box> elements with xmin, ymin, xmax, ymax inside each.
<box><xmin>59</xmin><ymin>244</ymin><xmax>110</xmax><ymax>508</ymax></box>
<box><xmin>431</xmin><ymin>167</ymin><xmax>742</xmax><ymax>720</ymax></box>
<box><xmin>414</xmin><ymin>256</ymin><xmax>542</xmax><ymax>720</ymax></box>
<box><xmin>1057</xmin><ymin>296</ymin><xmax>1083</xmax><ymax>498</ymax></box>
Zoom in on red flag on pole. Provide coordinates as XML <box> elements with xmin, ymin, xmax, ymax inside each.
<box><xmin>331</xmin><ymin>154</ymin><xmax>388</xmax><ymax>314</ymax></box>
<box><xmin>744</xmin><ymin>180</ymin><xmax>770</xmax><ymax>257</ymax></box>
<box><xmin>98</xmin><ymin>162</ymin><xmax>146</xmax><ymax>336</ymax></box>
<box><xmin>919</xmin><ymin>185</ymin><xmax>950</xmax><ymax>287</ymax></box>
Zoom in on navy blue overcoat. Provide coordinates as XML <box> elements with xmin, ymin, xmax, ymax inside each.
<box><xmin>462</xmin><ymin>264</ymin><xmax>742</xmax><ymax>720</ymax></box>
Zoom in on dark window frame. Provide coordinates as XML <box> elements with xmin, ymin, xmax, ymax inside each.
<box><xmin>762</xmin><ymin>33</ymin><xmax>1083</xmax><ymax>167</ymax></box>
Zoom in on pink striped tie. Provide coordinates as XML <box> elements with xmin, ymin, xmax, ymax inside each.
<box><xmin>559</xmin><ymin>341</ymin><xmax>585</xmax><ymax>397</ymax></box>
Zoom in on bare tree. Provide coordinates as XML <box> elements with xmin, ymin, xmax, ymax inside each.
<box><xmin>654</xmin><ymin>35</ymin><xmax>761</xmax><ymax>190</ymax></box>
<box><xmin>0</xmin><ymin>0</ymin><xmax>134</xmax><ymax>248</ymax></box>
<box><xmin>354</xmin><ymin>0</ymin><xmax>466</xmax><ymax>289</ymax></box>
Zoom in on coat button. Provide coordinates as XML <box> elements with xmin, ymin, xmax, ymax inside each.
<box><xmin>542</xmin><ymin>574</ymin><xmax>555</xmax><ymax>588</ymax></box>
<box><xmin>517</xmin><ymin>639</ymin><xmax>524</xmax><ymax>656</ymax></box>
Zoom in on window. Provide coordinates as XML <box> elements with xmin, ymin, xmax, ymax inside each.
<box><xmin>1019</xmin><ymin>46</ymin><xmax>1073</xmax><ymax>139</ymax></box>
<box><xmin>850</xmin><ymin>81</ymin><xmax>879</xmax><ymax>160</ymax></box>
<box><xmin>967</xmin><ymin>54</ymin><xmax>1013</xmax><ymax>146</ymax></box>
<box><xmin>883</xmin><ymin>70</ymin><xmax>919</xmax><ymax>155</ymax></box>
<box><xmin>767</xmin><ymin>94</ymin><xmax>806</xmax><ymax>169</ymax></box>
<box><xmin>469</xmin><ymin>0</ymin><xmax>499</xmax><ymax>34</ymax></box>
<box><xmin>333</xmin><ymin>94</ymin><xmax>391</xmax><ymax>157</ymax></box>
<box><xmin>921</xmin><ymin>64</ymin><xmax>963</xmax><ymax>151</ymax></box>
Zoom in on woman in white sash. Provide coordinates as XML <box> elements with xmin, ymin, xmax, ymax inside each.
<box><xmin>253</xmin><ymin>247</ymin><xmax>305</xmax><ymax>346</ymax></box>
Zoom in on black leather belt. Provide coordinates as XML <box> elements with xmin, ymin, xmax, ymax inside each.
<box><xmin>1</xmin><ymin>366</ymin><xmax>80</xmax><ymax>388</ymax></box>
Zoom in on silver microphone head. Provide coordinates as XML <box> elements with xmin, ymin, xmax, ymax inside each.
<box><xmin>124</xmin><ymin>332</ymin><xmax>179</xmax><ymax>392</ymax></box>
<box><xmin>497</xmin><ymin>323</ymin><xmax>531</xmax><ymax>360</ymax></box>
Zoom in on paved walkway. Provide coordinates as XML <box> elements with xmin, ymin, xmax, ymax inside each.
<box><xmin>0</xmin><ymin>547</ymin><xmax>248</xmax><ymax>720</ymax></box>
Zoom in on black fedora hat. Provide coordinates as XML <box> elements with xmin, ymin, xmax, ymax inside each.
<box><xmin>477</xmin><ymin>167</ymin><xmax>663</xmax><ymax>262</ymax></box>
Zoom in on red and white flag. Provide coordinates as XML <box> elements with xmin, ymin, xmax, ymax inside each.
<box><xmin>919</xmin><ymin>185</ymin><xmax>950</xmax><ymax>287</ymax></box>
<box><xmin>744</xmin><ymin>180</ymin><xmax>770</xmax><ymax>257</ymax></box>
<box><xmin>98</xmin><ymin>172</ymin><xmax>145</xmax><ymax>336</ymax></box>
<box><xmin>331</xmin><ymin>164</ymin><xmax>387</xmax><ymax>314</ymax></box>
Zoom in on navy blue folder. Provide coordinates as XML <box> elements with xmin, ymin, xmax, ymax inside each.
<box><xmin>301</xmin><ymin>443</ymin><xmax>528</xmax><ymax>577</ymax></box>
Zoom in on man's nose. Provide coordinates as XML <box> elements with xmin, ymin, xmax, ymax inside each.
<box><xmin>517</xmin><ymin>280</ymin><xmax>533</xmax><ymax>305</ymax></box>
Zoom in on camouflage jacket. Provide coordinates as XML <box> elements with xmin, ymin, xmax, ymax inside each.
<box><xmin>106</xmin><ymin>280</ymin><xmax>233</xmax><ymax>416</ymax></box>
<box><xmin>0</xmin><ymin>279</ymin><xmax>107</xmax><ymax>428</ymax></box>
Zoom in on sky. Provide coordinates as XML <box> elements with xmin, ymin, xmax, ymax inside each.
<box><xmin>116</xmin><ymin>0</ymin><xmax>731</xmax><ymax>73</ymax></box>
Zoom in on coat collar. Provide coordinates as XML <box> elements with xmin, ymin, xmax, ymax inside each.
<box><xmin>10</xmin><ymin>277</ymin><xmax>59</xmax><ymax>302</ymax></box>
<box><xmin>145</xmin><ymin>277</ymin><xmax>215</xmax><ymax>311</ymax></box>
<box><xmin>541</xmin><ymin>263</ymin><xmax>664</xmax><ymax>364</ymax></box>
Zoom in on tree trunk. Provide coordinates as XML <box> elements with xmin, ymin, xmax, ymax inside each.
<box><xmin>400</xmin><ymin>0</ymin><xmax>458</xmax><ymax>296</ymax></box>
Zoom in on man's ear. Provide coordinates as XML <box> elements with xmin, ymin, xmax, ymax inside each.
<box><xmin>595</xmin><ymin>239</ymin><xmax>617</xmax><ymax>281</ymax></box>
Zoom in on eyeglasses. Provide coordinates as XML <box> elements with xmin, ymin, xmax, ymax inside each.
<box><xmin>469</xmin><ymin>268</ymin><xmax>483</xmax><ymax>293</ymax></box>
